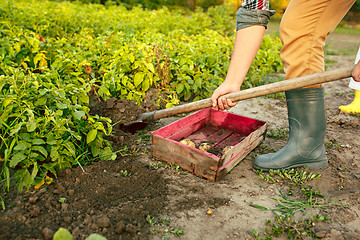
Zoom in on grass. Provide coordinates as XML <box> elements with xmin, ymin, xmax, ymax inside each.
<box><xmin>333</xmin><ymin>24</ymin><xmax>360</xmax><ymax>35</ymax></box>
<box><xmin>249</xmin><ymin>168</ymin><xmax>349</xmax><ymax>239</ymax></box>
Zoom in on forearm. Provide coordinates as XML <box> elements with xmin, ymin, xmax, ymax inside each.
<box><xmin>225</xmin><ymin>25</ymin><xmax>266</xmax><ymax>88</ymax></box>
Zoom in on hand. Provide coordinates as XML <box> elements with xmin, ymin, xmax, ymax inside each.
<box><xmin>352</xmin><ymin>60</ymin><xmax>360</xmax><ymax>82</ymax></box>
<box><xmin>210</xmin><ymin>81</ymin><xmax>240</xmax><ymax>111</ymax></box>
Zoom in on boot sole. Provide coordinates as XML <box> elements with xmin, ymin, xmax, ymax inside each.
<box><xmin>253</xmin><ymin>160</ymin><xmax>328</xmax><ymax>172</ymax></box>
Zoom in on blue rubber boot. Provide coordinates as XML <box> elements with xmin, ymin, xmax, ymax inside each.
<box><xmin>254</xmin><ymin>87</ymin><xmax>328</xmax><ymax>171</ymax></box>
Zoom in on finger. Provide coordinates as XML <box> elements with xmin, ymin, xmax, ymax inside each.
<box><xmin>218</xmin><ymin>98</ymin><xmax>225</xmax><ymax>110</ymax></box>
<box><xmin>226</xmin><ymin>99</ymin><xmax>237</xmax><ymax>108</ymax></box>
<box><xmin>222</xmin><ymin>98</ymin><xmax>232</xmax><ymax>110</ymax></box>
<box><xmin>211</xmin><ymin>94</ymin><xmax>218</xmax><ymax>109</ymax></box>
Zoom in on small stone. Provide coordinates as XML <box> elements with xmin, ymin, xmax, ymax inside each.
<box><xmin>29</xmin><ymin>206</ymin><xmax>41</xmax><ymax>218</ymax></box>
<box><xmin>61</xmin><ymin>203</ymin><xmax>69</xmax><ymax>211</ymax></box>
<box><xmin>115</xmin><ymin>221</ymin><xmax>125</xmax><ymax>234</ymax></box>
<box><xmin>67</xmin><ymin>189</ymin><xmax>75</xmax><ymax>196</ymax></box>
<box><xmin>75</xmin><ymin>178</ymin><xmax>81</xmax><ymax>185</ymax></box>
<box><xmin>64</xmin><ymin>216</ymin><xmax>72</xmax><ymax>224</ymax></box>
<box><xmin>42</xmin><ymin>227</ymin><xmax>54</xmax><ymax>240</ymax></box>
<box><xmin>125</xmin><ymin>224</ymin><xmax>137</xmax><ymax>234</ymax></box>
<box><xmin>72</xmin><ymin>227</ymin><xmax>82</xmax><ymax>238</ymax></box>
<box><xmin>83</xmin><ymin>215</ymin><xmax>92</xmax><ymax>225</ymax></box>
<box><xmin>97</xmin><ymin>216</ymin><xmax>111</xmax><ymax>228</ymax></box>
<box><xmin>45</xmin><ymin>202</ymin><xmax>52</xmax><ymax>210</ymax></box>
<box><xmin>29</xmin><ymin>196</ymin><xmax>38</xmax><ymax>204</ymax></box>
<box><xmin>315</xmin><ymin>230</ymin><xmax>327</xmax><ymax>238</ymax></box>
<box><xmin>90</xmin><ymin>224</ymin><xmax>98</xmax><ymax>231</ymax></box>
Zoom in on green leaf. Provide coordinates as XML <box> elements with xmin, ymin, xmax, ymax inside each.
<box><xmin>133</xmin><ymin>72</ymin><xmax>144</xmax><ymax>88</ymax></box>
<box><xmin>63</xmin><ymin>142</ymin><xmax>76</xmax><ymax>157</ymax></box>
<box><xmin>50</xmin><ymin>146</ymin><xmax>60</xmax><ymax>160</ymax></box>
<box><xmin>10</xmin><ymin>123</ymin><xmax>24</xmax><ymax>136</ymax></box>
<box><xmin>145</xmin><ymin>62</ymin><xmax>155</xmax><ymax>73</ymax></box>
<box><xmin>142</xmin><ymin>78</ymin><xmax>150</xmax><ymax>92</ymax></box>
<box><xmin>176</xmin><ymin>83</ymin><xmax>184</xmax><ymax>94</ymax></box>
<box><xmin>74</xmin><ymin>110</ymin><xmax>85</xmax><ymax>120</ymax></box>
<box><xmin>99</xmin><ymin>146</ymin><xmax>113</xmax><ymax>160</ymax></box>
<box><xmin>86</xmin><ymin>233</ymin><xmax>107</xmax><ymax>240</ymax></box>
<box><xmin>129</xmin><ymin>53</ymin><xmax>135</xmax><ymax>63</ymax></box>
<box><xmin>91</xmin><ymin>145</ymin><xmax>100</xmax><ymax>157</ymax></box>
<box><xmin>10</xmin><ymin>153</ymin><xmax>27</xmax><ymax>167</ymax></box>
<box><xmin>32</xmin><ymin>146</ymin><xmax>48</xmax><ymax>157</ymax></box>
<box><xmin>87</xmin><ymin>129</ymin><xmax>97</xmax><ymax>144</ymax></box>
<box><xmin>35</xmin><ymin>97</ymin><xmax>47</xmax><ymax>106</ymax></box>
<box><xmin>32</xmin><ymin>139</ymin><xmax>46</xmax><ymax>145</ymax></box>
<box><xmin>3</xmin><ymin>98</ymin><xmax>13</xmax><ymax>108</ymax></box>
<box><xmin>46</xmin><ymin>134</ymin><xmax>57</xmax><ymax>145</ymax></box>
<box><xmin>26</xmin><ymin>121</ymin><xmax>37</xmax><ymax>132</ymax></box>
<box><xmin>56</xmin><ymin>102</ymin><xmax>68</xmax><ymax>109</ymax></box>
<box><xmin>53</xmin><ymin>228</ymin><xmax>73</xmax><ymax>240</ymax></box>
<box><xmin>78</xmin><ymin>92</ymin><xmax>89</xmax><ymax>104</ymax></box>
<box><xmin>246</xmin><ymin>200</ymin><xmax>268</xmax><ymax>211</ymax></box>
<box><xmin>14</xmin><ymin>141</ymin><xmax>31</xmax><ymax>151</ymax></box>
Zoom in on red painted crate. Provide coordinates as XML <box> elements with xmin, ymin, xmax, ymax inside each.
<box><xmin>151</xmin><ymin>108</ymin><xmax>268</xmax><ymax>181</ymax></box>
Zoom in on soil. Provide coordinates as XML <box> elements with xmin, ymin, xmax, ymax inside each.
<box><xmin>1</xmin><ymin>32</ymin><xmax>360</xmax><ymax>240</ymax></box>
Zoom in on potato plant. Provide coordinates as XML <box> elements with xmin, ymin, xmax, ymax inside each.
<box><xmin>0</xmin><ymin>0</ymin><xmax>283</xmax><ymax>191</ymax></box>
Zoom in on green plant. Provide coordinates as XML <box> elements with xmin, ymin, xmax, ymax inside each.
<box><xmin>249</xmin><ymin>168</ymin><xmax>348</xmax><ymax>239</ymax></box>
<box><xmin>146</xmin><ymin>215</ymin><xmax>184</xmax><ymax>239</ymax></box>
<box><xmin>251</xmin><ymin>213</ymin><xmax>329</xmax><ymax>240</ymax></box>
<box><xmin>149</xmin><ymin>161</ymin><xmax>188</xmax><ymax>175</ymax></box>
<box><xmin>266</xmin><ymin>128</ymin><xmax>288</xmax><ymax>139</ymax></box>
<box><xmin>255</xmin><ymin>169</ymin><xmax>321</xmax><ymax>185</ymax></box>
<box><xmin>120</xmin><ymin>170</ymin><xmax>130</xmax><ymax>177</ymax></box>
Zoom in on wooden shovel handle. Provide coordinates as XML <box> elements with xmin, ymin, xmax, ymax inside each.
<box><xmin>153</xmin><ymin>66</ymin><xmax>354</xmax><ymax>120</ymax></box>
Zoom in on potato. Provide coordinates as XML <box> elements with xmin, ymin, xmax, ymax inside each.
<box><xmin>222</xmin><ymin>146</ymin><xmax>233</xmax><ymax>155</ymax></box>
<box><xmin>198</xmin><ymin>142</ymin><xmax>212</xmax><ymax>152</ymax></box>
<box><xmin>179</xmin><ymin>139</ymin><xmax>196</xmax><ymax>148</ymax></box>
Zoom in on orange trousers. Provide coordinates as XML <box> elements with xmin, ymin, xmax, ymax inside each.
<box><xmin>280</xmin><ymin>0</ymin><xmax>355</xmax><ymax>88</ymax></box>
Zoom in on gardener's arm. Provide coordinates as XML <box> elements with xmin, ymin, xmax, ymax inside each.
<box><xmin>352</xmin><ymin>59</ymin><xmax>360</xmax><ymax>82</ymax></box>
<box><xmin>211</xmin><ymin>3</ymin><xmax>275</xmax><ymax>111</ymax></box>
<box><xmin>211</xmin><ymin>26</ymin><xmax>265</xmax><ymax>110</ymax></box>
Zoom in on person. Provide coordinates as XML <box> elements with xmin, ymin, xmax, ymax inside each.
<box><xmin>210</xmin><ymin>0</ymin><xmax>357</xmax><ymax>171</ymax></box>
<box><xmin>339</xmin><ymin>47</ymin><xmax>360</xmax><ymax>114</ymax></box>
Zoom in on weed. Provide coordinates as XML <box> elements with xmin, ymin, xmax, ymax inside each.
<box><xmin>255</xmin><ymin>145</ymin><xmax>276</xmax><ymax>154</ymax></box>
<box><xmin>251</xmin><ymin>213</ymin><xmax>329</xmax><ymax>240</ymax></box>
<box><xmin>149</xmin><ymin>161</ymin><xmax>188</xmax><ymax>175</ymax></box>
<box><xmin>120</xmin><ymin>170</ymin><xmax>130</xmax><ymax>177</ymax></box>
<box><xmin>255</xmin><ymin>169</ymin><xmax>321</xmax><ymax>185</ymax></box>
<box><xmin>250</xmin><ymin>168</ymin><xmax>348</xmax><ymax>239</ymax></box>
<box><xmin>146</xmin><ymin>215</ymin><xmax>184</xmax><ymax>239</ymax></box>
<box><xmin>266</xmin><ymin>128</ymin><xmax>288</xmax><ymax>139</ymax></box>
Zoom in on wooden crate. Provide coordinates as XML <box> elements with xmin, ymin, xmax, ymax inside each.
<box><xmin>151</xmin><ymin>108</ymin><xmax>268</xmax><ymax>181</ymax></box>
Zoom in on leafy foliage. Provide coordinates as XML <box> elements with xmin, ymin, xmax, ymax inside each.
<box><xmin>0</xmin><ymin>0</ymin><xmax>283</xmax><ymax>191</ymax></box>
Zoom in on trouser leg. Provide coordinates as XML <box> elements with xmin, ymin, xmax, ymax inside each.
<box><xmin>280</xmin><ymin>0</ymin><xmax>355</xmax><ymax>87</ymax></box>
<box><xmin>254</xmin><ymin>0</ymin><xmax>355</xmax><ymax>171</ymax></box>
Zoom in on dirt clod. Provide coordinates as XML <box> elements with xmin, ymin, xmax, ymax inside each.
<box><xmin>41</xmin><ymin>227</ymin><xmax>54</xmax><ymax>240</ymax></box>
<box><xmin>97</xmin><ymin>216</ymin><xmax>111</xmax><ymax>228</ymax></box>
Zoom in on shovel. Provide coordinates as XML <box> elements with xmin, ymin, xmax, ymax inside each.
<box><xmin>121</xmin><ymin>66</ymin><xmax>353</xmax><ymax>133</ymax></box>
